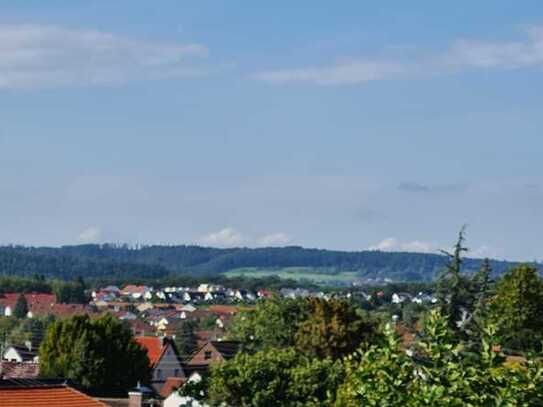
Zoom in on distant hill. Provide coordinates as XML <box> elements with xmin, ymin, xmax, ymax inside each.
<box><xmin>0</xmin><ymin>244</ymin><xmax>522</xmax><ymax>283</ymax></box>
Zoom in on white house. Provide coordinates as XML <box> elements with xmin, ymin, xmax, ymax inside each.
<box><xmin>3</xmin><ymin>345</ymin><xmax>38</xmax><ymax>363</ymax></box>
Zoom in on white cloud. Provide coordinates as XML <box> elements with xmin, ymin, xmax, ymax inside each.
<box><xmin>0</xmin><ymin>24</ymin><xmax>208</xmax><ymax>89</ymax></box>
<box><xmin>254</xmin><ymin>60</ymin><xmax>405</xmax><ymax>85</ymax></box>
<box><xmin>198</xmin><ymin>228</ymin><xmax>292</xmax><ymax>248</ymax></box>
<box><xmin>469</xmin><ymin>245</ymin><xmax>503</xmax><ymax>259</ymax></box>
<box><xmin>254</xmin><ymin>25</ymin><xmax>543</xmax><ymax>85</ymax></box>
<box><xmin>77</xmin><ymin>226</ymin><xmax>102</xmax><ymax>244</ymax></box>
<box><xmin>446</xmin><ymin>26</ymin><xmax>543</xmax><ymax>69</ymax></box>
<box><xmin>369</xmin><ymin>237</ymin><xmax>436</xmax><ymax>253</ymax></box>
<box><xmin>256</xmin><ymin>232</ymin><xmax>292</xmax><ymax>247</ymax></box>
<box><xmin>199</xmin><ymin>227</ymin><xmax>245</xmax><ymax>248</ymax></box>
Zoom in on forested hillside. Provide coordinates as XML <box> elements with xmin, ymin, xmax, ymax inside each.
<box><xmin>0</xmin><ymin>244</ymin><xmax>519</xmax><ymax>282</ymax></box>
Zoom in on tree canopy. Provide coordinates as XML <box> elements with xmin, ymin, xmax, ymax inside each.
<box><xmin>489</xmin><ymin>264</ymin><xmax>543</xmax><ymax>353</ymax></box>
<box><xmin>335</xmin><ymin>310</ymin><xmax>543</xmax><ymax>406</ymax></box>
<box><xmin>208</xmin><ymin>348</ymin><xmax>343</xmax><ymax>407</ymax></box>
<box><xmin>295</xmin><ymin>297</ymin><xmax>381</xmax><ymax>360</ymax></box>
<box><xmin>39</xmin><ymin>313</ymin><xmax>151</xmax><ymax>396</ymax></box>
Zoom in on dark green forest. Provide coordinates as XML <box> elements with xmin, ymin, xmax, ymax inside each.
<box><xmin>0</xmin><ymin>244</ymin><xmax>519</xmax><ymax>282</ymax></box>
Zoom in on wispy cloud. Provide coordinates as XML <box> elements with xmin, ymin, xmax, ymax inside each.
<box><xmin>198</xmin><ymin>227</ymin><xmax>292</xmax><ymax>248</ymax></box>
<box><xmin>256</xmin><ymin>232</ymin><xmax>292</xmax><ymax>247</ymax></box>
<box><xmin>254</xmin><ymin>25</ymin><xmax>543</xmax><ymax>85</ymax></box>
<box><xmin>77</xmin><ymin>226</ymin><xmax>102</xmax><ymax>244</ymax></box>
<box><xmin>199</xmin><ymin>227</ymin><xmax>245</xmax><ymax>248</ymax></box>
<box><xmin>254</xmin><ymin>60</ymin><xmax>406</xmax><ymax>85</ymax></box>
<box><xmin>369</xmin><ymin>237</ymin><xmax>436</xmax><ymax>253</ymax></box>
<box><xmin>0</xmin><ymin>24</ymin><xmax>208</xmax><ymax>89</ymax></box>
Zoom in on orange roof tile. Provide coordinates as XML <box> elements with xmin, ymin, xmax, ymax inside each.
<box><xmin>159</xmin><ymin>377</ymin><xmax>186</xmax><ymax>398</ymax></box>
<box><xmin>134</xmin><ymin>336</ymin><xmax>165</xmax><ymax>367</ymax></box>
<box><xmin>0</xmin><ymin>385</ymin><xmax>107</xmax><ymax>407</ymax></box>
<box><xmin>0</xmin><ymin>293</ymin><xmax>56</xmax><ymax>311</ymax></box>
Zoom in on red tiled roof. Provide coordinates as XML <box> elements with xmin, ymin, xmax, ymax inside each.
<box><xmin>0</xmin><ymin>362</ymin><xmax>39</xmax><ymax>379</ymax></box>
<box><xmin>159</xmin><ymin>377</ymin><xmax>186</xmax><ymax>398</ymax></box>
<box><xmin>37</xmin><ymin>303</ymin><xmax>88</xmax><ymax>318</ymax></box>
<box><xmin>0</xmin><ymin>293</ymin><xmax>56</xmax><ymax>311</ymax></box>
<box><xmin>0</xmin><ymin>385</ymin><xmax>107</xmax><ymax>407</ymax></box>
<box><xmin>121</xmin><ymin>285</ymin><xmax>147</xmax><ymax>294</ymax></box>
<box><xmin>207</xmin><ymin>305</ymin><xmax>240</xmax><ymax>315</ymax></box>
<box><xmin>134</xmin><ymin>336</ymin><xmax>165</xmax><ymax>367</ymax></box>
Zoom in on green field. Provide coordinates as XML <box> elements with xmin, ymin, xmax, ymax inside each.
<box><xmin>224</xmin><ymin>267</ymin><xmax>361</xmax><ymax>284</ymax></box>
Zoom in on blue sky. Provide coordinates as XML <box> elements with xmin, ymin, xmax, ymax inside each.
<box><xmin>0</xmin><ymin>1</ymin><xmax>542</xmax><ymax>260</ymax></box>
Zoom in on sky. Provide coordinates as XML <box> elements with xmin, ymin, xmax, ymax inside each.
<box><xmin>0</xmin><ymin>1</ymin><xmax>542</xmax><ymax>261</ymax></box>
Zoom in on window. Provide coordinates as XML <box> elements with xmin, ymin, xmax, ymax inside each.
<box><xmin>156</xmin><ymin>369</ymin><xmax>162</xmax><ymax>379</ymax></box>
<box><xmin>204</xmin><ymin>351</ymin><xmax>212</xmax><ymax>360</ymax></box>
<box><xmin>174</xmin><ymin>369</ymin><xmax>179</xmax><ymax>377</ymax></box>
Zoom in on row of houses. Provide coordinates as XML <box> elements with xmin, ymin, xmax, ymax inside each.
<box><xmin>92</xmin><ymin>284</ymin><xmax>273</xmax><ymax>304</ymax></box>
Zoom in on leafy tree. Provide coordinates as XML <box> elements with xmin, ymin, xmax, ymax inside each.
<box><xmin>335</xmin><ymin>309</ymin><xmax>543</xmax><ymax>406</ymax></box>
<box><xmin>207</xmin><ymin>348</ymin><xmax>343</xmax><ymax>407</ymax></box>
<box><xmin>227</xmin><ymin>296</ymin><xmax>309</xmax><ymax>353</ymax></box>
<box><xmin>489</xmin><ymin>264</ymin><xmax>543</xmax><ymax>353</ymax></box>
<box><xmin>39</xmin><ymin>313</ymin><xmax>151</xmax><ymax>396</ymax></box>
<box><xmin>295</xmin><ymin>298</ymin><xmax>380</xmax><ymax>360</ymax></box>
<box><xmin>13</xmin><ymin>294</ymin><xmax>28</xmax><ymax>319</ymax></box>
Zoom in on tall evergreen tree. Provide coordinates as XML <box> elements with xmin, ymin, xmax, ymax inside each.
<box><xmin>13</xmin><ymin>294</ymin><xmax>28</xmax><ymax>319</ymax></box>
<box><xmin>436</xmin><ymin>227</ymin><xmax>471</xmax><ymax>333</ymax></box>
<box><xmin>174</xmin><ymin>320</ymin><xmax>198</xmax><ymax>361</ymax></box>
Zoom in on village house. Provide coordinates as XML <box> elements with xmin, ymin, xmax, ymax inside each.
<box><xmin>134</xmin><ymin>336</ymin><xmax>185</xmax><ymax>393</ymax></box>
<box><xmin>392</xmin><ymin>292</ymin><xmax>413</xmax><ymax>304</ymax></box>
<box><xmin>188</xmin><ymin>341</ymin><xmax>241</xmax><ymax>367</ymax></box>
<box><xmin>2</xmin><ymin>344</ymin><xmax>38</xmax><ymax>363</ymax></box>
<box><xmin>121</xmin><ymin>285</ymin><xmax>151</xmax><ymax>300</ymax></box>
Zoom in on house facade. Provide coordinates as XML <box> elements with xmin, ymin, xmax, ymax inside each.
<box><xmin>134</xmin><ymin>336</ymin><xmax>185</xmax><ymax>393</ymax></box>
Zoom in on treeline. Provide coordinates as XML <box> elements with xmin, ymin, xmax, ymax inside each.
<box><xmin>0</xmin><ymin>244</ymin><xmax>519</xmax><ymax>282</ymax></box>
<box><xmin>0</xmin><ymin>247</ymin><xmax>169</xmax><ymax>280</ymax></box>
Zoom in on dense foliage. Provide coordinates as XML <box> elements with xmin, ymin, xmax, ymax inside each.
<box><xmin>39</xmin><ymin>313</ymin><xmax>151</xmax><ymax>396</ymax></box>
<box><xmin>0</xmin><ymin>315</ymin><xmax>55</xmax><ymax>349</ymax></box>
<box><xmin>489</xmin><ymin>264</ymin><xmax>543</xmax><ymax>353</ymax></box>
<box><xmin>0</xmin><ymin>243</ymin><xmax>517</xmax><ymax>282</ymax></box>
<box><xmin>207</xmin><ymin>348</ymin><xmax>343</xmax><ymax>406</ymax></box>
<box><xmin>295</xmin><ymin>298</ymin><xmax>381</xmax><ymax>360</ymax></box>
<box><xmin>336</xmin><ymin>310</ymin><xmax>543</xmax><ymax>406</ymax></box>
<box><xmin>227</xmin><ymin>296</ymin><xmax>310</xmax><ymax>353</ymax></box>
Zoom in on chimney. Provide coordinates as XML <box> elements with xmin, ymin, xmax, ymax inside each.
<box><xmin>128</xmin><ymin>382</ymin><xmax>155</xmax><ymax>407</ymax></box>
<box><xmin>128</xmin><ymin>390</ymin><xmax>143</xmax><ymax>407</ymax></box>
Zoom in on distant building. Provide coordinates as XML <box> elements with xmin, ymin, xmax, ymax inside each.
<box><xmin>134</xmin><ymin>336</ymin><xmax>185</xmax><ymax>393</ymax></box>
<box><xmin>188</xmin><ymin>341</ymin><xmax>240</xmax><ymax>367</ymax></box>
<box><xmin>2</xmin><ymin>345</ymin><xmax>38</xmax><ymax>363</ymax></box>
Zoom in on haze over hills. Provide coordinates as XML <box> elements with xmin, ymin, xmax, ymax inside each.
<box><xmin>0</xmin><ymin>244</ymin><xmax>521</xmax><ymax>284</ymax></box>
